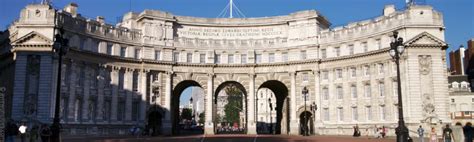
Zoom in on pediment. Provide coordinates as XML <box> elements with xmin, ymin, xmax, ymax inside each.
<box><xmin>11</xmin><ymin>31</ymin><xmax>52</xmax><ymax>46</ymax></box>
<box><xmin>404</xmin><ymin>32</ymin><xmax>447</xmax><ymax>47</ymax></box>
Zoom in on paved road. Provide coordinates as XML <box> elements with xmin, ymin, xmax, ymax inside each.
<box><xmin>63</xmin><ymin>134</ymin><xmax>398</xmax><ymax>142</ymax></box>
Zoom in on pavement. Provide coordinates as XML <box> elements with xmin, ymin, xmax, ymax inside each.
<box><xmin>60</xmin><ymin>134</ymin><xmax>399</xmax><ymax>142</ymax></box>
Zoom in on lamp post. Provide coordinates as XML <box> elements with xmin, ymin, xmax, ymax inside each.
<box><xmin>302</xmin><ymin>86</ymin><xmax>309</xmax><ymax>136</ymax></box>
<box><xmin>268</xmin><ymin>98</ymin><xmax>273</xmax><ymax>134</ymax></box>
<box><xmin>51</xmin><ymin>25</ymin><xmax>69</xmax><ymax>142</ymax></box>
<box><xmin>190</xmin><ymin>97</ymin><xmax>194</xmax><ymax>121</ymax></box>
<box><xmin>389</xmin><ymin>31</ymin><xmax>409</xmax><ymax>142</ymax></box>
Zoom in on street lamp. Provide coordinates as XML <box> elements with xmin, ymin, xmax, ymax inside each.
<box><xmin>268</xmin><ymin>98</ymin><xmax>273</xmax><ymax>134</ymax></box>
<box><xmin>51</xmin><ymin>26</ymin><xmax>69</xmax><ymax>142</ymax></box>
<box><xmin>302</xmin><ymin>86</ymin><xmax>309</xmax><ymax>136</ymax></box>
<box><xmin>389</xmin><ymin>31</ymin><xmax>409</xmax><ymax>142</ymax></box>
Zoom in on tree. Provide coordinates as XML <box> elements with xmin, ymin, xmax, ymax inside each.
<box><xmin>181</xmin><ymin>108</ymin><xmax>192</xmax><ymax>121</ymax></box>
<box><xmin>198</xmin><ymin>112</ymin><xmax>205</xmax><ymax>125</ymax></box>
<box><xmin>223</xmin><ymin>85</ymin><xmax>243</xmax><ymax>126</ymax></box>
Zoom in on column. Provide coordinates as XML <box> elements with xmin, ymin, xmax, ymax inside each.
<box><xmin>290</xmin><ymin>71</ymin><xmax>298</xmax><ymax>135</ymax></box>
<box><xmin>124</xmin><ymin>69</ymin><xmax>133</xmax><ymax>122</ymax></box>
<box><xmin>162</xmin><ymin>71</ymin><xmax>173</xmax><ymax>135</ymax></box>
<box><xmin>110</xmin><ymin>66</ymin><xmax>119</xmax><ymax>122</ymax></box>
<box><xmin>247</xmin><ymin>74</ymin><xmax>257</xmax><ymax>134</ymax></box>
<box><xmin>313</xmin><ymin>70</ymin><xmax>322</xmax><ymax>134</ymax></box>
<box><xmin>82</xmin><ymin>66</ymin><xmax>91</xmax><ymax>121</ymax></box>
<box><xmin>67</xmin><ymin>61</ymin><xmax>77</xmax><ymax>121</ymax></box>
<box><xmin>96</xmin><ymin>66</ymin><xmax>106</xmax><ymax>122</ymax></box>
<box><xmin>139</xmin><ymin>70</ymin><xmax>148</xmax><ymax>122</ymax></box>
<box><xmin>11</xmin><ymin>54</ymin><xmax>27</xmax><ymax>120</ymax></box>
<box><xmin>204</xmin><ymin>73</ymin><xmax>214</xmax><ymax>134</ymax></box>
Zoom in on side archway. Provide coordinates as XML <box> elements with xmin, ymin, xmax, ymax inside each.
<box><xmin>171</xmin><ymin>80</ymin><xmax>203</xmax><ymax>135</ymax></box>
<box><xmin>258</xmin><ymin>80</ymin><xmax>289</xmax><ymax>135</ymax></box>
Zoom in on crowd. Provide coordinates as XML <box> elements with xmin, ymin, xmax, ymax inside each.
<box><xmin>3</xmin><ymin>119</ymin><xmax>53</xmax><ymax>142</ymax></box>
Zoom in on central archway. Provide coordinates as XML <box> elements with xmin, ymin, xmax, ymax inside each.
<box><xmin>258</xmin><ymin>80</ymin><xmax>289</xmax><ymax>135</ymax></box>
<box><xmin>171</xmin><ymin>80</ymin><xmax>205</xmax><ymax>135</ymax></box>
<box><xmin>213</xmin><ymin>81</ymin><xmax>248</xmax><ymax>134</ymax></box>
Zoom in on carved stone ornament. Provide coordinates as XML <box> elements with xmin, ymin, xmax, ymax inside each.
<box><xmin>422</xmin><ymin>93</ymin><xmax>436</xmax><ymax>118</ymax></box>
<box><xmin>419</xmin><ymin>55</ymin><xmax>431</xmax><ymax>75</ymax></box>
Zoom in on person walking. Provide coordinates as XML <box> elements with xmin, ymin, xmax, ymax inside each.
<box><xmin>418</xmin><ymin>125</ymin><xmax>425</xmax><ymax>142</ymax></box>
<box><xmin>353</xmin><ymin>124</ymin><xmax>360</xmax><ymax>137</ymax></box>
<box><xmin>443</xmin><ymin>124</ymin><xmax>454</xmax><ymax>142</ymax></box>
<box><xmin>452</xmin><ymin>122</ymin><xmax>464</xmax><ymax>142</ymax></box>
<box><xmin>39</xmin><ymin>124</ymin><xmax>51</xmax><ymax>142</ymax></box>
<box><xmin>5</xmin><ymin>119</ymin><xmax>19</xmax><ymax>142</ymax></box>
<box><xmin>29</xmin><ymin>125</ymin><xmax>39</xmax><ymax>142</ymax></box>
<box><xmin>430</xmin><ymin>127</ymin><xmax>439</xmax><ymax>142</ymax></box>
<box><xmin>464</xmin><ymin>122</ymin><xmax>473</xmax><ymax>142</ymax></box>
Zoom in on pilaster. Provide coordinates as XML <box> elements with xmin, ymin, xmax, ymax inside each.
<box><xmin>289</xmin><ymin>71</ymin><xmax>298</xmax><ymax>135</ymax></box>
<box><xmin>110</xmin><ymin>66</ymin><xmax>120</xmax><ymax>122</ymax></box>
<box><xmin>96</xmin><ymin>66</ymin><xmax>106</xmax><ymax>122</ymax></box>
<box><xmin>139</xmin><ymin>69</ymin><xmax>148</xmax><ymax>122</ymax></box>
<box><xmin>81</xmin><ymin>66</ymin><xmax>91</xmax><ymax>121</ymax></box>
<box><xmin>124</xmin><ymin>68</ymin><xmax>134</xmax><ymax>122</ymax></box>
<box><xmin>247</xmin><ymin>73</ymin><xmax>257</xmax><ymax>134</ymax></box>
<box><xmin>67</xmin><ymin>61</ymin><xmax>77</xmax><ymax>120</ymax></box>
<box><xmin>204</xmin><ymin>73</ymin><xmax>215</xmax><ymax>135</ymax></box>
<box><xmin>162</xmin><ymin>71</ymin><xmax>173</xmax><ymax>135</ymax></box>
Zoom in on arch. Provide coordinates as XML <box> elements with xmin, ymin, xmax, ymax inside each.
<box><xmin>171</xmin><ymin>80</ymin><xmax>203</xmax><ymax>135</ymax></box>
<box><xmin>213</xmin><ymin>81</ymin><xmax>248</xmax><ymax>134</ymax></box>
<box><xmin>258</xmin><ymin>80</ymin><xmax>289</xmax><ymax>134</ymax></box>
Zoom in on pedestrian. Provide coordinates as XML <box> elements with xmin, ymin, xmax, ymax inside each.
<box><xmin>5</xmin><ymin>119</ymin><xmax>19</xmax><ymax>142</ymax></box>
<box><xmin>452</xmin><ymin>122</ymin><xmax>464</xmax><ymax>142</ymax></box>
<box><xmin>40</xmin><ymin>124</ymin><xmax>51</xmax><ymax>142</ymax></box>
<box><xmin>464</xmin><ymin>122</ymin><xmax>473</xmax><ymax>142</ymax></box>
<box><xmin>18</xmin><ymin>123</ymin><xmax>28</xmax><ymax>142</ymax></box>
<box><xmin>418</xmin><ymin>125</ymin><xmax>425</xmax><ymax>142</ymax></box>
<box><xmin>430</xmin><ymin>127</ymin><xmax>438</xmax><ymax>142</ymax></box>
<box><xmin>381</xmin><ymin>126</ymin><xmax>386</xmax><ymax>138</ymax></box>
<box><xmin>29</xmin><ymin>125</ymin><xmax>39</xmax><ymax>142</ymax></box>
<box><xmin>353</xmin><ymin>124</ymin><xmax>360</xmax><ymax>137</ymax></box>
<box><xmin>443</xmin><ymin>124</ymin><xmax>454</xmax><ymax>142</ymax></box>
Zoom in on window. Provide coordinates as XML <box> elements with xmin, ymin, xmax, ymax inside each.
<box><xmin>364</xmin><ymin>65</ymin><xmax>370</xmax><ymax>76</ymax></box>
<box><xmin>351</xmin><ymin>85</ymin><xmax>357</xmax><ymax>98</ymax></box>
<box><xmin>155</xmin><ymin>50</ymin><xmax>161</xmax><ymax>60</ymax></box>
<box><xmin>334</xmin><ymin>47</ymin><xmax>340</xmax><ymax>57</ymax></box>
<box><xmin>302</xmin><ymin>73</ymin><xmax>309</xmax><ymax>82</ymax></box>
<box><xmin>337</xmin><ymin>108</ymin><xmax>344</xmax><ymax>121</ymax></box>
<box><xmin>200</xmin><ymin>54</ymin><xmax>206</xmax><ymax>63</ymax></box>
<box><xmin>173</xmin><ymin>52</ymin><xmax>180</xmax><ymax>62</ymax></box>
<box><xmin>322</xmin><ymin>87</ymin><xmax>329</xmax><ymax>100</ymax></box>
<box><xmin>321</xmin><ymin>49</ymin><xmax>327</xmax><ymax>59</ymax></box>
<box><xmin>336</xmin><ymin>69</ymin><xmax>343</xmax><ymax>79</ymax></box>
<box><xmin>135</xmin><ymin>49</ymin><xmax>141</xmax><ymax>59</ymax></box>
<box><xmin>119</xmin><ymin>70</ymin><xmax>125</xmax><ymax>90</ymax></box>
<box><xmin>365</xmin><ymin>84</ymin><xmax>371</xmax><ymax>98</ymax></box>
<box><xmin>256</xmin><ymin>54</ymin><xmax>262</xmax><ymax>63</ymax></box>
<box><xmin>106</xmin><ymin>43</ymin><xmax>113</xmax><ymax>55</ymax></box>
<box><xmin>269</xmin><ymin>53</ymin><xmax>275</xmax><ymax>63</ymax></box>
<box><xmin>282</xmin><ymin>52</ymin><xmax>288</xmax><ymax>62</ymax></box>
<box><xmin>132</xmin><ymin>71</ymin><xmax>139</xmax><ymax>92</ymax></box>
<box><xmin>379</xmin><ymin>82</ymin><xmax>385</xmax><ymax>96</ymax></box>
<box><xmin>336</xmin><ymin>86</ymin><xmax>343</xmax><ymax>100</ymax></box>
<box><xmin>348</xmin><ymin>45</ymin><xmax>354</xmax><ymax>55</ymax></box>
<box><xmin>120</xmin><ymin>47</ymin><xmax>126</xmax><ymax>57</ymax></box>
<box><xmin>362</xmin><ymin>42</ymin><xmax>368</xmax><ymax>52</ymax></box>
<box><xmin>352</xmin><ymin>107</ymin><xmax>358</xmax><ymax>121</ymax></box>
<box><xmin>300</xmin><ymin>50</ymin><xmax>307</xmax><ymax>60</ymax></box>
<box><xmin>380</xmin><ymin>105</ymin><xmax>386</xmax><ymax>120</ymax></box>
<box><xmin>215</xmin><ymin>54</ymin><xmax>221</xmax><ymax>64</ymax></box>
<box><xmin>350</xmin><ymin>67</ymin><xmax>357</xmax><ymax>78</ymax></box>
<box><xmin>366</xmin><ymin>106</ymin><xmax>372</xmax><ymax>121</ymax></box>
<box><xmin>393</xmin><ymin>81</ymin><xmax>398</xmax><ymax>96</ymax></box>
<box><xmin>322</xmin><ymin>71</ymin><xmax>329</xmax><ymax>80</ymax></box>
<box><xmin>323</xmin><ymin>108</ymin><xmax>329</xmax><ymax>121</ymax></box>
<box><xmin>228</xmin><ymin>54</ymin><xmax>234</xmax><ymax>64</ymax></box>
<box><xmin>241</xmin><ymin>54</ymin><xmax>247</xmax><ymax>64</ymax></box>
<box><xmin>187</xmin><ymin>53</ymin><xmax>193</xmax><ymax>63</ymax></box>
<box><xmin>376</xmin><ymin>39</ymin><xmax>382</xmax><ymax>49</ymax></box>
<box><xmin>379</xmin><ymin>63</ymin><xmax>384</xmax><ymax>74</ymax></box>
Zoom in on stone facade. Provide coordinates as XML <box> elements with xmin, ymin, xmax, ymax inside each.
<box><xmin>0</xmin><ymin>3</ymin><xmax>450</xmax><ymax>136</ymax></box>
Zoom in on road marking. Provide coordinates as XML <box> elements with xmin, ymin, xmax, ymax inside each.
<box><xmin>201</xmin><ymin>134</ymin><xmax>205</xmax><ymax>142</ymax></box>
<box><xmin>253</xmin><ymin>134</ymin><xmax>258</xmax><ymax>142</ymax></box>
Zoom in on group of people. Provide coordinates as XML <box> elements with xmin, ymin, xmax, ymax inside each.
<box><xmin>352</xmin><ymin>125</ymin><xmax>387</xmax><ymax>138</ymax></box>
<box><xmin>418</xmin><ymin>122</ymin><xmax>474</xmax><ymax>142</ymax></box>
<box><xmin>4</xmin><ymin>120</ymin><xmax>53</xmax><ymax>142</ymax></box>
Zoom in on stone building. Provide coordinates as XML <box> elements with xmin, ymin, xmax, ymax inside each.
<box><xmin>0</xmin><ymin>3</ymin><xmax>450</xmax><ymax>136</ymax></box>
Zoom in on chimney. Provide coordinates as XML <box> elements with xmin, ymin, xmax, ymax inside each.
<box><xmin>383</xmin><ymin>5</ymin><xmax>396</xmax><ymax>16</ymax></box>
<box><xmin>63</xmin><ymin>3</ymin><xmax>78</xmax><ymax>16</ymax></box>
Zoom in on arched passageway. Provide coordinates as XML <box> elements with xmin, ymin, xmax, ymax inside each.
<box><xmin>213</xmin><ymin>81</ymin><xmax>248</xmax><ymax>134</ymax></box>
<box><xmin>171</xmin><ymin>80</ymin><xmax>205</xmax><ymax>135</ymax></box>
<box><xmin>258</xmin><ymin>80</ymin><xmax>289</xmax><ymax>135</ymax></box>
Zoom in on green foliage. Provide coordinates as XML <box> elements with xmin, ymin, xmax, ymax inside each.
<box><xmin>181</xmin><ymin>108</ymin><xmax>193</xmax><ymax>121</ymax></box>
<box><xmin>199</xmin><ymin>112</ymin><xmax>205</xmax><ymax>125</ymax></box>
<box><xmin>223</xmin><ymin>85</ymin><xmax>243</xmax><ymax>125</ymax></box>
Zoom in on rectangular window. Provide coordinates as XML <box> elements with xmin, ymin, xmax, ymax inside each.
<box><xmin>379</xmin><ymin>63</ymin><xmax>384</xmax><ymax>74</ymax></box>
<box><xmin>352</xmin><ymin>107</ymin><xmax>358</xmax><ymax>121</ymax></box>
<box><xmin>380</xmin><ymin>105</ymin><xmax>386</xmax><ymax>120</ymax></box>
<box><xmin>337</xmin><ymin>86</ymin><xmax>343</xmax><ymax>100</ymax></box>
<box><xmin>337</xmin><ymin>108</ymin><xmax>344</xmax><ymax>121</ymax></box>
<box><xmin>173</xmin><ymin>52</ymin><xmax>180</xmax><ymax>62</ymax></box>
<box><xmin>323</xmin><ymin>108</ymin><xmax>329</xmax><ymax>121</ymax></box>
<box><xmin>120</xmin><ymin>47</ymin><xmax>126</xmax><ymax>57</ymax></box>
<box><xmin>241</xmin><ymin>54</ymin><xmax>247</xmax><ymax>64</ymax></box>
<box><xmin>334</xmin><ymin>47</ymin><xmax>340</xmax><ymax>57</ymax></box>
<box><xmin>269</xmin><ymin>53</ymin><xmax>275</xmax><ymax>63</ymax></box>
<box><xmin>365</xmin><ymin>84</ymin><xmax>371</xmax><ymax>98</ymax></box>
<box><xmin>348</xmin><ymin>45</ymin><xmax>354</xmax><ymax>55</ymax></box>
<box><xmin>351</xmin><ymin>85</ymin><xmax>357</xmax><ymax>98</ymax></box>
<box><xmin>362</xmin><ymin>42</ymin><xmax>368</xmax><ymax>52</ymax></box>
<box><xmin>300</xmin><ymin>50</ymin><xmax>307</xmax><ymax>60</ymax></box>
<box><xmin>119</xmin><ymin>70</ymin><xmax>124</xmax><ymax>90</ymax></box>
<box><xmin>379</xmin><ymin>82</ymin><xmax>385</xmax><ymax>96</ymax></box>
<box><xmin>366</xmin><ymin>106</ymin><xmax>372</xmax><ymax>121</ymax></box>
<box><xmin>135</xmin><ymin>49</ymin><xmax>141</xmax><ymax>59</ymax></box>
<box><xmin>364</xmin><ymin>65</ymin><xmax>370</xmax><ymax>76</ymax></box>
<box><xmin>200</xmin><ymin>54</ymin><xmax>206</xmax><ymax>63</ymax></box>
<box><xmin>256</xmin><ymin>54</ymin><xmax>262</xmax><ymax>63</ymax></box>
<box><xmin>322</xmin><ymin>71</ymin><xmax>329</xmax><ymax>80</ymax></box>
<box><xmin>376</xmin><ymin>39</ymin><xmax>382</xmax><ymax>49</ymax></box>
<box><xmin>106</xmin><ymin>43</ymin><xmax>113</xmax><ymax>55</ymax></box>
<box><xmin>336</xmin><ymin>69</ymin><xmax>343</xmax><ymax>79</ymax></box>
<box><xmin>215</xmin><ymin>54</ymin><xmax>221</xmax><ymax>64</ymax></box>
<box><xmin>187</xmin><ymin>53</ymin><xmax>193</xmax><ymax>63</ymax></box>
<box><xmin>132</xmin><ymin>71</ymin><xmax>138</xmax><ymax>92</ymax></box>
<box><xmin>282</xmin><ymin>52</ymin><xmax>288</xmax><ymax>62</ymax></box>
<box><xmin>323</xmin><ymin>88</ymin><xmax>329</xmax><ymax>100</ymax></box>
<box><xmin>351</xmin><ymin>67</ymin><xmax>357</xmax><ymax>78</ymax></box>
<box><xmin>228</xmin><ymin>54</ymin><xmax>234</xmax><ymax>64</ymax></box>
<box><xmin>155</xmin><ymin>50</ymin><xmax>161</xmax><ymax>60</ymax></box>
<box><xmin>321</xmin><ymin>49</ymin><xmax>327</xmax><ymax>59</ymax></box>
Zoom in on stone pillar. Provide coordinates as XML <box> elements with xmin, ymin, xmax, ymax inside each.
<box><xmin>124</xmin><ymin>69</ymin><xmax>133</xmax><ymax>122</ymax></box>
<box><xmin>110</xmin><ymin>67</ymin><xmax>120</xmax><ymax>122</ymax></box>
<box><xmin>139</xmin><ymin>70</ymin><xmax>148</xmax><ymax>122</ymax></box>
<box><xmin>96</xmin><ymin>66</ymin><xmax>106</xmax><ymax>122</ymax></box>
<box><xmin>162</xmin><ymin>71</ymin><xmax>173</xmax><ymax>135</ymax></box>
<box><xmin>289</xmin><ymin>71</ymin><xmax>298</xmax><ymax>135</ymax></box>
<box><xmin>313</xmin><ymin>70</ymin><xmax>322</xmax><ymax>134</ymax></box>
<box><xmin>82</xmin><ymin>66</ymin><xmax>91</xmax><ymax>121</ymax></box>
<box><xmin>67</xmin><ymin>61</ymin><xmax>78</xmax><ymax>120</ymax></box>
<box><xmin>204</xmin><ymin>73</ymin><xmax>214</xmax><ymax>134</ymax></box>
<box><xmin>247</xmin><ymin>74</ymin><xmax>257</xmax><ymax>134</ymax></box>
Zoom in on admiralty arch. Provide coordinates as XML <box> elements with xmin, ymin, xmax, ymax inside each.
<box><xmin>0</xmin><ymin>3</ymin><xmax>450</xmax><ymax>136</ymax></box>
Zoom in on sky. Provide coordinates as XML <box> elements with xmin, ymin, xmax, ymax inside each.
<box><xmin>1</xmin><ymin>0</ymin><xmax>473</xmax><ymax>102</ymax></box>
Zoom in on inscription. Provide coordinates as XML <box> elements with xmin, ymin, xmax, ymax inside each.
<box><xmin>177</xmin><ymin>26</ymin><xmax>285</xmax><ymax>38</ymax></box>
